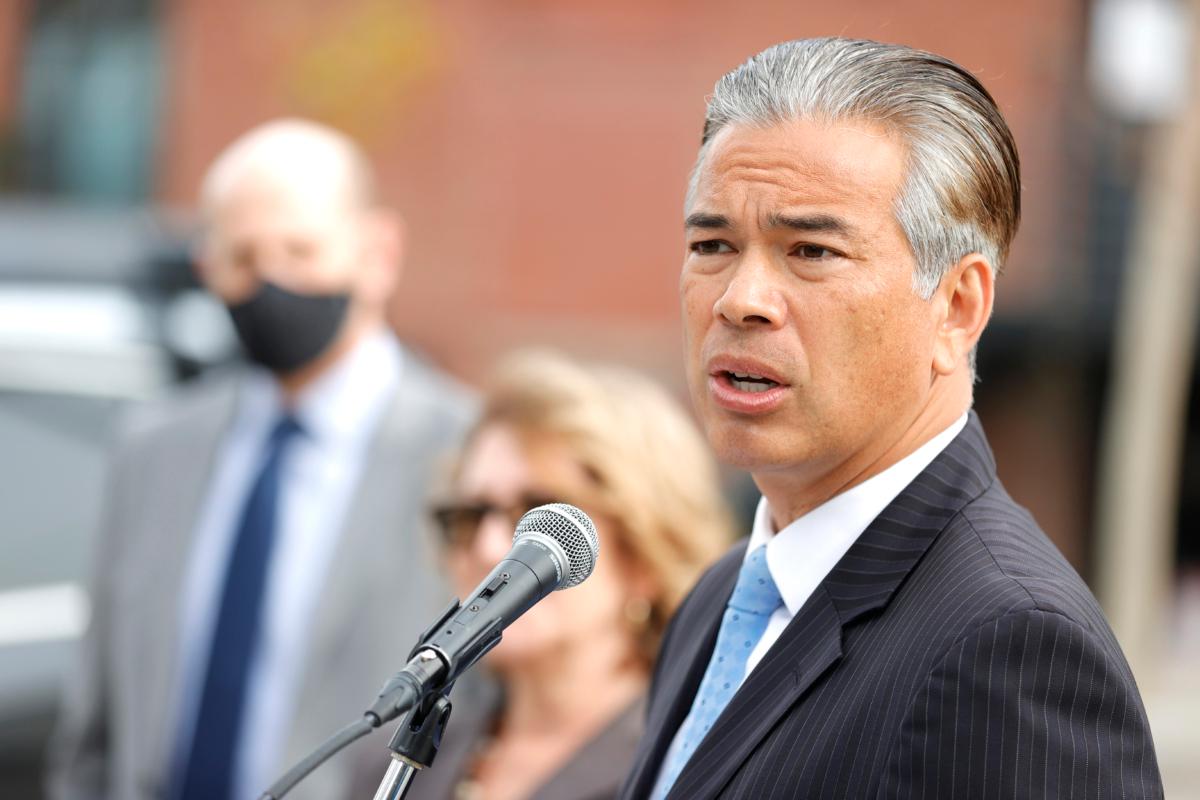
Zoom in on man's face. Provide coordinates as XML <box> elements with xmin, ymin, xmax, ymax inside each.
<box><xmin>682</xmin><ymin>118</ymin><xmax>942</xmax><ymax>486</ymax></box>
<box><xmin>199</xmin><ymin>173</ymin><xmax>368</xmax><ymax>304</ymax></box>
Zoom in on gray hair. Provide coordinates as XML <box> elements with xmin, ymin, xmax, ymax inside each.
<box><xmin>690</xmin><ymin>37</ymin><xmax>1021</xmax><ymax>300</ymax></box>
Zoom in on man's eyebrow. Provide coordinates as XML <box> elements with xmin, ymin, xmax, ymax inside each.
<box><xmin>684</xmin><ymin>212</ymin><xmax>731</xmax><ymax>229</ymax></box>
<box><xmin>685</xmin><ymin>211</ymin><xmax>857</xmax><ymax>235</ymax></box>
<box><xmin>767</xmin><ymin>212</ymin><xmax>855</xmax><ymax>235</ymax></box>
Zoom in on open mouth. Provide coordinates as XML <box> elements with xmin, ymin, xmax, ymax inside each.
<box><xmin>723</xmin><ymin>371</ymin><xmax>781</xmax><ymax>393</ymax></box>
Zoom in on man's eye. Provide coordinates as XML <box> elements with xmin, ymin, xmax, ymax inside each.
<box><xmin>230</xmin><ymin>244</ymin><xmax>256</xmax><ymax>271</ymax></box>
<box><xmin>795</xmin><ymin>244</ymin><xmax>836</xmax><ymax>259</ymax></box>
<box><xmin>690</xmin><ymin>240</ymin><xmax>733</xmax><ymax>255</ymax></box>
<box><xmin>286</xmin><ymin>240</ymin><xmax>317</xmax><ymax>262</ymax></box>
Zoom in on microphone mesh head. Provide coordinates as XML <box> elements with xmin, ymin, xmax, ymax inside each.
<box><xmin>514</xmin><ymin>503</ymin><xmax>599</xmax><ymax>589</ymax></box>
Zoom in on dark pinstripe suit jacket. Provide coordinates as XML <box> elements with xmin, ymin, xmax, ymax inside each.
<box><xmin>620</xmin><ymin>413</ymin><xmax>1162</xmax><ymax>799</ymax></box>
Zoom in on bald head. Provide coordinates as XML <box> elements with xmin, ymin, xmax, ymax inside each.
<box><xmin>200</xmin><ymin>118</ymin><xmax>375</xmax><ymax>220</ymax></box>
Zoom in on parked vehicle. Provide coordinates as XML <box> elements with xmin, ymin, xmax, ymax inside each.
<box><xmin>0</xmin><ymin>202</ymin><xmax>230</xmax><ymax>797</ymax></box>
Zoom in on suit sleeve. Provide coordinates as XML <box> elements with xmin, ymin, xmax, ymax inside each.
<box><xmin>45</xmin><ymin>577</ymin><xmax>111</xmax><ymax>800</ymax></box>
<box><xmin>876</xmin><ymin>608</ymin><xmax>1162</xmax><ymax>799</ymax></box>
<box><xmin>44</xmin><ymin>430</ymin><xmax>141</xmax><ymax>800</ymax></box>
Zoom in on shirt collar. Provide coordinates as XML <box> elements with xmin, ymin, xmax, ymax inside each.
<box><xmin>234</xmin><ymin>329</ymin><xmax>404</xmax><ymax>448</ymax></box>
<box><xmin>746</xmin><ymin>412</ymin><xmax>969</xmax><ymax>616</ymax></box>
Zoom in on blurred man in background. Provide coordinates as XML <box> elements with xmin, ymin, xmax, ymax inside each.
<box><xmin>47</xmin><ymin>119</ymin><xmax>474</xmax><ymax>800</ymax></box>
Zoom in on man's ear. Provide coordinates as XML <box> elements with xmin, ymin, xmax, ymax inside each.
<box><xmin>932</xmin><ymin>252</ymin><xmax>994</xmax><ymax>376</ymax></box>
<box><xmin>190</xmin><ymin>237</ymin><xmax>214</xmax><ymax>286</ymax></box>
<box><xmin>360</xmin><ymin>209</ymin><xmax>405</xmax><ymax>302</ymax></box>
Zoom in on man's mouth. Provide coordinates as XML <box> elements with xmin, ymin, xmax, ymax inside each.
<box><xmin>706</xmin><ymin>357</ymin><xmax>790</xmax><ymax>413</ymax></box>
<box><xmin>723</xmin><ymin>371</ymin><xmax>781</xmax><ymax>393</ymax></box>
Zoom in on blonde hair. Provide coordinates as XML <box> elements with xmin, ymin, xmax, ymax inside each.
<box><xmin>465</xmin><ymin>349</ymin><xmax>734</xmax><ymax>663</ymax></box>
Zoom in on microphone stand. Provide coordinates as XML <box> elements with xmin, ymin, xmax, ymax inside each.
<box><xmin>371</xmin><ymin>691</ymin><xmax>453</xmax><ymax>800</ymax></box>
<box><xmin>261</xmin><ymin>601</ymin><xmax>470</xmax><ymax>800</ymax></box>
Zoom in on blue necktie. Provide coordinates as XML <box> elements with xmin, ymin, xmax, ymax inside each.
<box><xmin>653</xmin><ymin>545</ymin><xmax>783</xmax><ymax>799</ymax></box>
<box><xmin>177</xmin><ymin>415</ymin><xmax>303</xmax><ymax>800</ymax></box>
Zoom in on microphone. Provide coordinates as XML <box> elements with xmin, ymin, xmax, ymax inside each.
<box><xmin>366</xmin><ymin>502</ymin><xmax>599</xmax><ymax>726</ymax></box>
<box><xmin>259</xmin><ymin>503</ymin><xmax>598</xmax><ymax>800</ymax></box>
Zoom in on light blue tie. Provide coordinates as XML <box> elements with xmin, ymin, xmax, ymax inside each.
<box><xmin>653</xmin><ymin>545</ymin><xmax>782</xmax><ymax>799</ymax></box>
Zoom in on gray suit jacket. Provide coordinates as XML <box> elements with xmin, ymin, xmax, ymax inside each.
<box><xmin>47</xmin><ymin>352</ymin><xmax>475</xmax><ymax>800</ymax></box>
<box><xmin>620</xmin><ymin>412</ymin><xmax>1163</xmax><ymax>799</ymax></box>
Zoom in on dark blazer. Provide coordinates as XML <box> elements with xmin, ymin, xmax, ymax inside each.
<box><xmin>620</xmin><ymin>412</ymin><xmax>1162</xmax><ymax>799</ymax></box>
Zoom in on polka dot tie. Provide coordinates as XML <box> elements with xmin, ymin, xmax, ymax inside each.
<box><xmin>652</xmin><ymin>545</ymin><xmax>783</xmax><ymax>799</ymax></box>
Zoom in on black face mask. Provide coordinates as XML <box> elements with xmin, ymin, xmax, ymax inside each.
<box><xmin>226</xmin><ymin>281</ymin><xmax>351</xmax><ymax>374</ymax></box>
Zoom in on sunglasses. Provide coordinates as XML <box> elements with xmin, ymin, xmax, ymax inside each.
<box><xmin>431</xmin><ymin>494</ymin><xmax>560</xmax><ymax>548</ymax></box>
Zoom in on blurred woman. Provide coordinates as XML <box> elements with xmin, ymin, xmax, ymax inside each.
<box><xmin>414</xmin><ymin>350</ymin><xmax>733</xmax><ymax>800</ymax></box>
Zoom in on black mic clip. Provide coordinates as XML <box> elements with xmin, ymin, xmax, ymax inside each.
<box><xmin>413</xmin><ymin>574</ymin><xmax>511</xmax><ymax>681</ymax></box>
<box><xmin>367</xmin><ymin>594</ymin><xmax>504</xmax><ymax>728</ymax></box>
<box><xmin>386</xmin><ymin>690</ymin><xmax>453</xmax><ymax>771</ymax></box>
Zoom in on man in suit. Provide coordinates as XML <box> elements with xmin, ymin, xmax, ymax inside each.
<box><xmin>621</xmin><ymin>38</ymin><xmax>1163</xmax><ymax>799</ymax></box>
<box><xmin>48</xmin><ymin>119</ymin><xmax>475</xmax><ymax>800</ymax></box>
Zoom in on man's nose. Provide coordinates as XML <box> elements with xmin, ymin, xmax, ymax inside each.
<box><xmin>713</xmin><ymin>256</ymin><xmax>786</xmax><ymax>328</ymax></box>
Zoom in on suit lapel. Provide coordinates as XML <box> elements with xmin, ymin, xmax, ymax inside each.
<box><xmin>125</xmin><ymin>380</ymin><xmax>237</xmax><ymax>788</ymax></box>
<box><xmin>624</xmin><ymin>550</ymin><xmax>743</xmax><ymax>799</ymax></box>
<box><xmin>282</xmin><ymin>357</ymin><xmax>459</xmax><ymax>784</ymax></box>
<box><xmin>664</xmin><ymin>585</ymin><xmax>844</xmax><ymax>800</ymax></box>
<box><xmin>290</xmin><ymin>395</ymin><xmax>407</xmax><ymax>683</ymax></box>
<box><xmin>280</xmin><ymin>385</ymin><xmax>413</xmax><ymax>763</ymax></box>
<box><xmin>662</xmin><ymin>412</ymin><xmax>997</xmax><ymax>799</ymax></box>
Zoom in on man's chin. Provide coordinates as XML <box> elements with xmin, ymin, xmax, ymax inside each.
<box><xmin>707</xmin><ymin>423</ymin><xmax>812</xmax><ymax>472</ymax></box>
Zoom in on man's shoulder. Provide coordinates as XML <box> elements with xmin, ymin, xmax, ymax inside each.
<box><xmin>378</xmin><ymin>350</ymin><xmax>478</xmax><ymax>441</ymax></box>
<box><xmin>114</xmin><ymin>370</ymin><xmax>239</xmax><ymax>452</ymax></box>
<box><xmin>395</xmin><ymin>351</ymin><xmax>476</xmax><ymax>410</ymax></box>
<box><xmin>925</xmin><ymin>480</ymin><xmax>1117</xmax><ymax>645</ymax></box>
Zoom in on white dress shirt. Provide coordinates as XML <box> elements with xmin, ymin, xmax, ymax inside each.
<box><xmin>653</xmin><ymin>413</ymin><xmax>967</xmax><ymax>794</ymax></box>
<box><xmin>170</xmin><ymin>330</ymin><xmax>403</xmax><ymax>800</ymax></box>
<box><xmin>742</xmin><ymin>412</ymin><xmax>968</xmax><ymax>676</ymax></box>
